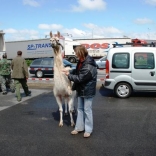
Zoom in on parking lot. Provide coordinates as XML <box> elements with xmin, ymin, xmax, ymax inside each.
<box><xmin>1</xmin><ymin>83</ymin><xmax>156</xmax><ymax>156</ymax></box>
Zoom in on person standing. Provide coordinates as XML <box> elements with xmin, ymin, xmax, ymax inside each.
<box><xmin>11</xmin><ymin>51</ymin><xmax>31</xmax><ymax>102</ymax></box>
<box><xmin>63</xmin><ymin>45</ymin><xmax>97</xmax><ymax>138</ymax></box>
<box><xmin>0</xmin><ymin>53</ymin><xmax>14</xmax><ymax>94</ymax></box>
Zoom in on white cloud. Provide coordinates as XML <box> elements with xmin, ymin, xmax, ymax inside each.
<box><xmin>4</xmin><ymin>22</ymin><xmax>156</xmax><ymax>41</ymax></box>
<box><xmin>4</xmin><ymin>28</ymin><xmax>39</xmax><ymax>41</ymax></box>
<box><xmin>83</xmin><ymin>23</ymin><xmax>122</xmax><ymax>38</ymax></box>
<box><xmin>23</xmin><ymin>0</ymin><xmax>40</xmax><ymax>7</ymax></box>
<box><xmin>4</xmin><ymin>28</ymin><xmax>18</xmax><ymax>34</ymax></box>
<box><xmin>134</xmin><ymin>18</ymin><xmax>153</xmax><ymax>24</ymax></box>
<box><xmin>145</xmin><ymin>0</ymin><xmax>156</xmax><ymax>6</ymax></box>
<box><xmin>57</xmin><ymin>23</ymin><xmax>123</xmax><ymax>39</ymax></box>
<box><xmin>38</xmin><ymin>24</ymin><xmax>63</xmax><ymax>30</ymax></box>
<box><xmin>128</xmin><ymin>31</ymin><xmax>156</xmax><ymax>40</ymax></box>
<box><xmin>62</xmin><ymin>28</ymin><xmax>86</xmax><ymax>37</ymax></box>
<box><xmin>71</xmin><ymin>0</ymin><xmax>106</xmax><ymax>12</ymax></box>
<box><xmin>4</xmin><ymin>29</ymin><xmax>39</xmax><ymax>36</ymax></box>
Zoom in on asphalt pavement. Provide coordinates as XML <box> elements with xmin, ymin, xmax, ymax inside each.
<box><xmin>0</xmin><ymin>89</ymin><xmax>52</xmax><ymax>111</ymax></box>
<box><xmin>1</xmin><ymin>84</ymin><xmax>156</xmax><ymax>156</ymax></box>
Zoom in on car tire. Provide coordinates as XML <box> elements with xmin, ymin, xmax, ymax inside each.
<box><xmin>68</xmin><ymin>57</ymin><xmax>76</xmax><ymax>63</ymax></box>
<box><xmin>96</xmin><ymin>65</ymin><xmax>99</xmax><ymax>69</ymax></box>
<box><xmin>115</xmin><ymin>83</ymin><xmax>132</xmax><ymax>98</ymax></box>
<box><xmin>35</xmin><ymin>70</ymin><xmax>44</xmax><ymax>78</ymax></box>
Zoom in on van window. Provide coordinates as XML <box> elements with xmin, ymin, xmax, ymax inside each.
<box><xmin>112</xmin><ymin>53</ymin><xmax>129</xmax><ymax>68</ymax></box>
<box><xmin>134</xmin><ymin>53</ymin><xmax>154</xmax><ymax>69</ymax></box>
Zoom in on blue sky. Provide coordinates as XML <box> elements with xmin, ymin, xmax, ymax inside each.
<box><xmin>1</xmin><ymin>0</ymin><xmax>156</xmax><ymax>41</ymax></box>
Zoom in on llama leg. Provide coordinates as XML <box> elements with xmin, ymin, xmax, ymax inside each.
<box><xmin>55</xmin><ymin>95</ymin><xmax>63</xmax><ymax>127</ymax></box>
<box><xmin>68</xmin><ymin>96</ymin><xmax>75</xmax><ymax>127</ymax></box>
<box><xmin>64</xmin><ymin>98</ymin><xmax>68</xmax><ymax>116</ymax></box>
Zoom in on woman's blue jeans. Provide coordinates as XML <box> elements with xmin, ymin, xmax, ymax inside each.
<box><xmin>75</xmin><ymin>97</ymin><xmax>93</xmax><ymax>133</ymax></box>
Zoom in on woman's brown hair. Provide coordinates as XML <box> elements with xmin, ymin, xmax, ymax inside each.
<box><xmin>75</xmin><ymin>45</ymin><xmax>88</xmax><ymax>59</ymax></box>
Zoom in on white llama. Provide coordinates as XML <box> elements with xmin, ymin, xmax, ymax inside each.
<box><xmin>50</xmin><ymin>31</ymin><xmax>75</xmax><ymax>127</ymax></box>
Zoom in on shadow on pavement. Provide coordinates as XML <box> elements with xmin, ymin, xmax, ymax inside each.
<box><xmin>99</xmin><ymin>85</ymin><xmax>114</xmax><ymax>97</ymax></box>
<box><xmin>99</xmin><ymin>84</ymin><xmax>156</xmax><ymax>98</ymax></box>
<box><xmin>52</xmin><ymin>105</ymin><xmax>77</xmax><ymax>127</ymax></box>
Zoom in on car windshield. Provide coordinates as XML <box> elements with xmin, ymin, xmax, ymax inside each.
<box><xmin>31</xmin><ymin>59</ymin><xmax>42</xmax><ymax>65</ymax></box>
<box><xmin>63</xmin><ymin>59</ymin><xmax>72</xmax><ymax>65</ymax></box>
<box><xmin>100</xmin><ymin>56</ymin><xmax>107</xmax><ymax>61</ymax></box>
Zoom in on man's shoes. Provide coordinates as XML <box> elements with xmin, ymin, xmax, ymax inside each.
<box><xmin>26</xmin><ymin>90</ymin><xmax>31</xmax><ymax>96</ymax></box>
<box><xmin>2</xmin><ymin>92</ymin><xmax>7</xmax><ymax>95</ymax></box>
<box><xmin>17</xmin><ymin>98</ymin><xmax>21</xmax><ymax>102</ymax></box>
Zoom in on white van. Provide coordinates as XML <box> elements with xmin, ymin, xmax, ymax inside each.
<box><xmin>104</xmin><ymin>46</ymin><xmax>156</xmax><ymax>98</ymax></box>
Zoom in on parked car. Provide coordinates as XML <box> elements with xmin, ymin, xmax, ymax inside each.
<box><xmin>29</xmin><ymin>58</ymin><xmax>76</xmax><ymax>78</ymax></box>
<box><xmin>96</xmin><ymin>55</ymin><xmax>107</xmax><ymax>69</ymax></box>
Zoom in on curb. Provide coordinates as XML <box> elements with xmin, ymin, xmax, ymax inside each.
<box><xmin>27</xmin><ymin>78</ymin><xmax>104</xmax><ymax>81</ymax></box>
<box><xmin>27</xmin><ymin>78</ymin><xmax>104</xmax><ymax>88</ymax></box>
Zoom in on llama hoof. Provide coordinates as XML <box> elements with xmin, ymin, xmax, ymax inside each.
<box><xmin>64</xmin><ymin>113</ymin><xmax>68</xmax><ymax>116</ymax></box>
<box><xmin>59</xmin><ymin>123</ymin><xmax>63</xmax><ymax>127</ymax></box>
<box><xmin>72</xmin><ymin>110</ymin><xmax>76</xmax><ymax>114</ymax></box>
<box><xmin>71</xmin><ymin>123</ymin><xmax>75</xmax><ymax>127</ymax></box>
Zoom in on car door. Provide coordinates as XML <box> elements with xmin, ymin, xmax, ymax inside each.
<box><xmin>99</xmin><ymin>56</ymin><xmax>107</xmax><ymax>68</ymax></box>
<box><xmin>132</xmin><ymin>50</ymin><xmax>156</xmax><ymax>90</ymax></box>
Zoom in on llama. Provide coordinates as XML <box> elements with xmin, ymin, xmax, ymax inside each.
<box><xmin>50</xmin><ymin>31</ymin><xmax>75</xmax><ymax>127</ymax></box>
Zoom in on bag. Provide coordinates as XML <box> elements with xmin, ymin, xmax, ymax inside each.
<box><xmin>72</xmin><ymin>82</ymin><xmax>77</xmax><ymax>91</ymax></box>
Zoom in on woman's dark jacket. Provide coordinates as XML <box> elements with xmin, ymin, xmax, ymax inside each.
<box><xmin>68</xmin><ymin>55</ymin><xmax>97</xmax><ymax>98</ymax></box>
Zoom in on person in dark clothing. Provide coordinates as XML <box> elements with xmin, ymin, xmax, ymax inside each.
<box><xmin>63</xmin><ymin>45</ymin><xmax>97</xmax><ymax>138</ymax></box>
<box><xmin>11</xmin><ymin>51</ymin><xmax>31</xmax><ymax>102</ymax></box>
<box><xmin>0</xmin><ymin>53</ymin><xmax>15</xmax><ymax>94</ymax></box>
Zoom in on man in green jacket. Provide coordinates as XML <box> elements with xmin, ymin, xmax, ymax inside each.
<box><xmin>0</xmin><ymin>53</ymin><xmax>14</xmax><ymax>94</ymax></box>
<box><xmin>11</xmin><ymin>51</ymin><xmax>31</xmax><ymax>102</ymax></box>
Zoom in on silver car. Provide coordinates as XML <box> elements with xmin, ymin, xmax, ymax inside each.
<box><xmin>96</xmin><ymin>55</ymin><xmax>107</xmax><ymax>69</ymax></box>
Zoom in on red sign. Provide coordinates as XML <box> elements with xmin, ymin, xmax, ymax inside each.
<box><xmin>81</xmin><ymin>43</ymin><xmax>109</xmax><ymax>49</ymax></box>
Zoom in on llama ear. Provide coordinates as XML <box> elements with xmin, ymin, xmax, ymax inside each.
<box><xmin>50</xmin><ymin>31</ymin><xmax>53</xmax><ymax>38</ymax></box>
<box><xmin>57</xmin><ymin>31</ymin><xmax>60</xmax><ymax>38</ymax></box>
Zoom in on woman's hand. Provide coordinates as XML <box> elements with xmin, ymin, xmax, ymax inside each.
<box><xmin>62</xmin><ymin>69</ymin><xmax>69</xmax><ymax>76</ymax></box>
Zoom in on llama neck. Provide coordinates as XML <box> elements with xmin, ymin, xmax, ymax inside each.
<box><xmin>54</xmin><ymin>49</ymin><xmax>64</xmax><ymax>70</ymax></box>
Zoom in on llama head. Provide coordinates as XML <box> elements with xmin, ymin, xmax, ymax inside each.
<box><xmin>50</xmin><ymin>31</ymin><xmax>63</xmax><ymax>55</ymax></box>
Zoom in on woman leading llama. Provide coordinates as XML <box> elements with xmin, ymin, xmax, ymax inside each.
<box><xmin>63</xmin><ymin>45</ymin><xmax>97</xmax><ymax>138</ymax></box>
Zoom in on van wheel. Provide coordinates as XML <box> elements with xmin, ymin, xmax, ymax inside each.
<box><xmin>35</xmin><ymin>70</ymin><xmax>43</xmax><ymax>78</ymax></box>
<box><xmin>115</xmin><ymin>83</ymin><xmax>132</xmax><ymax>98</ymax></box>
